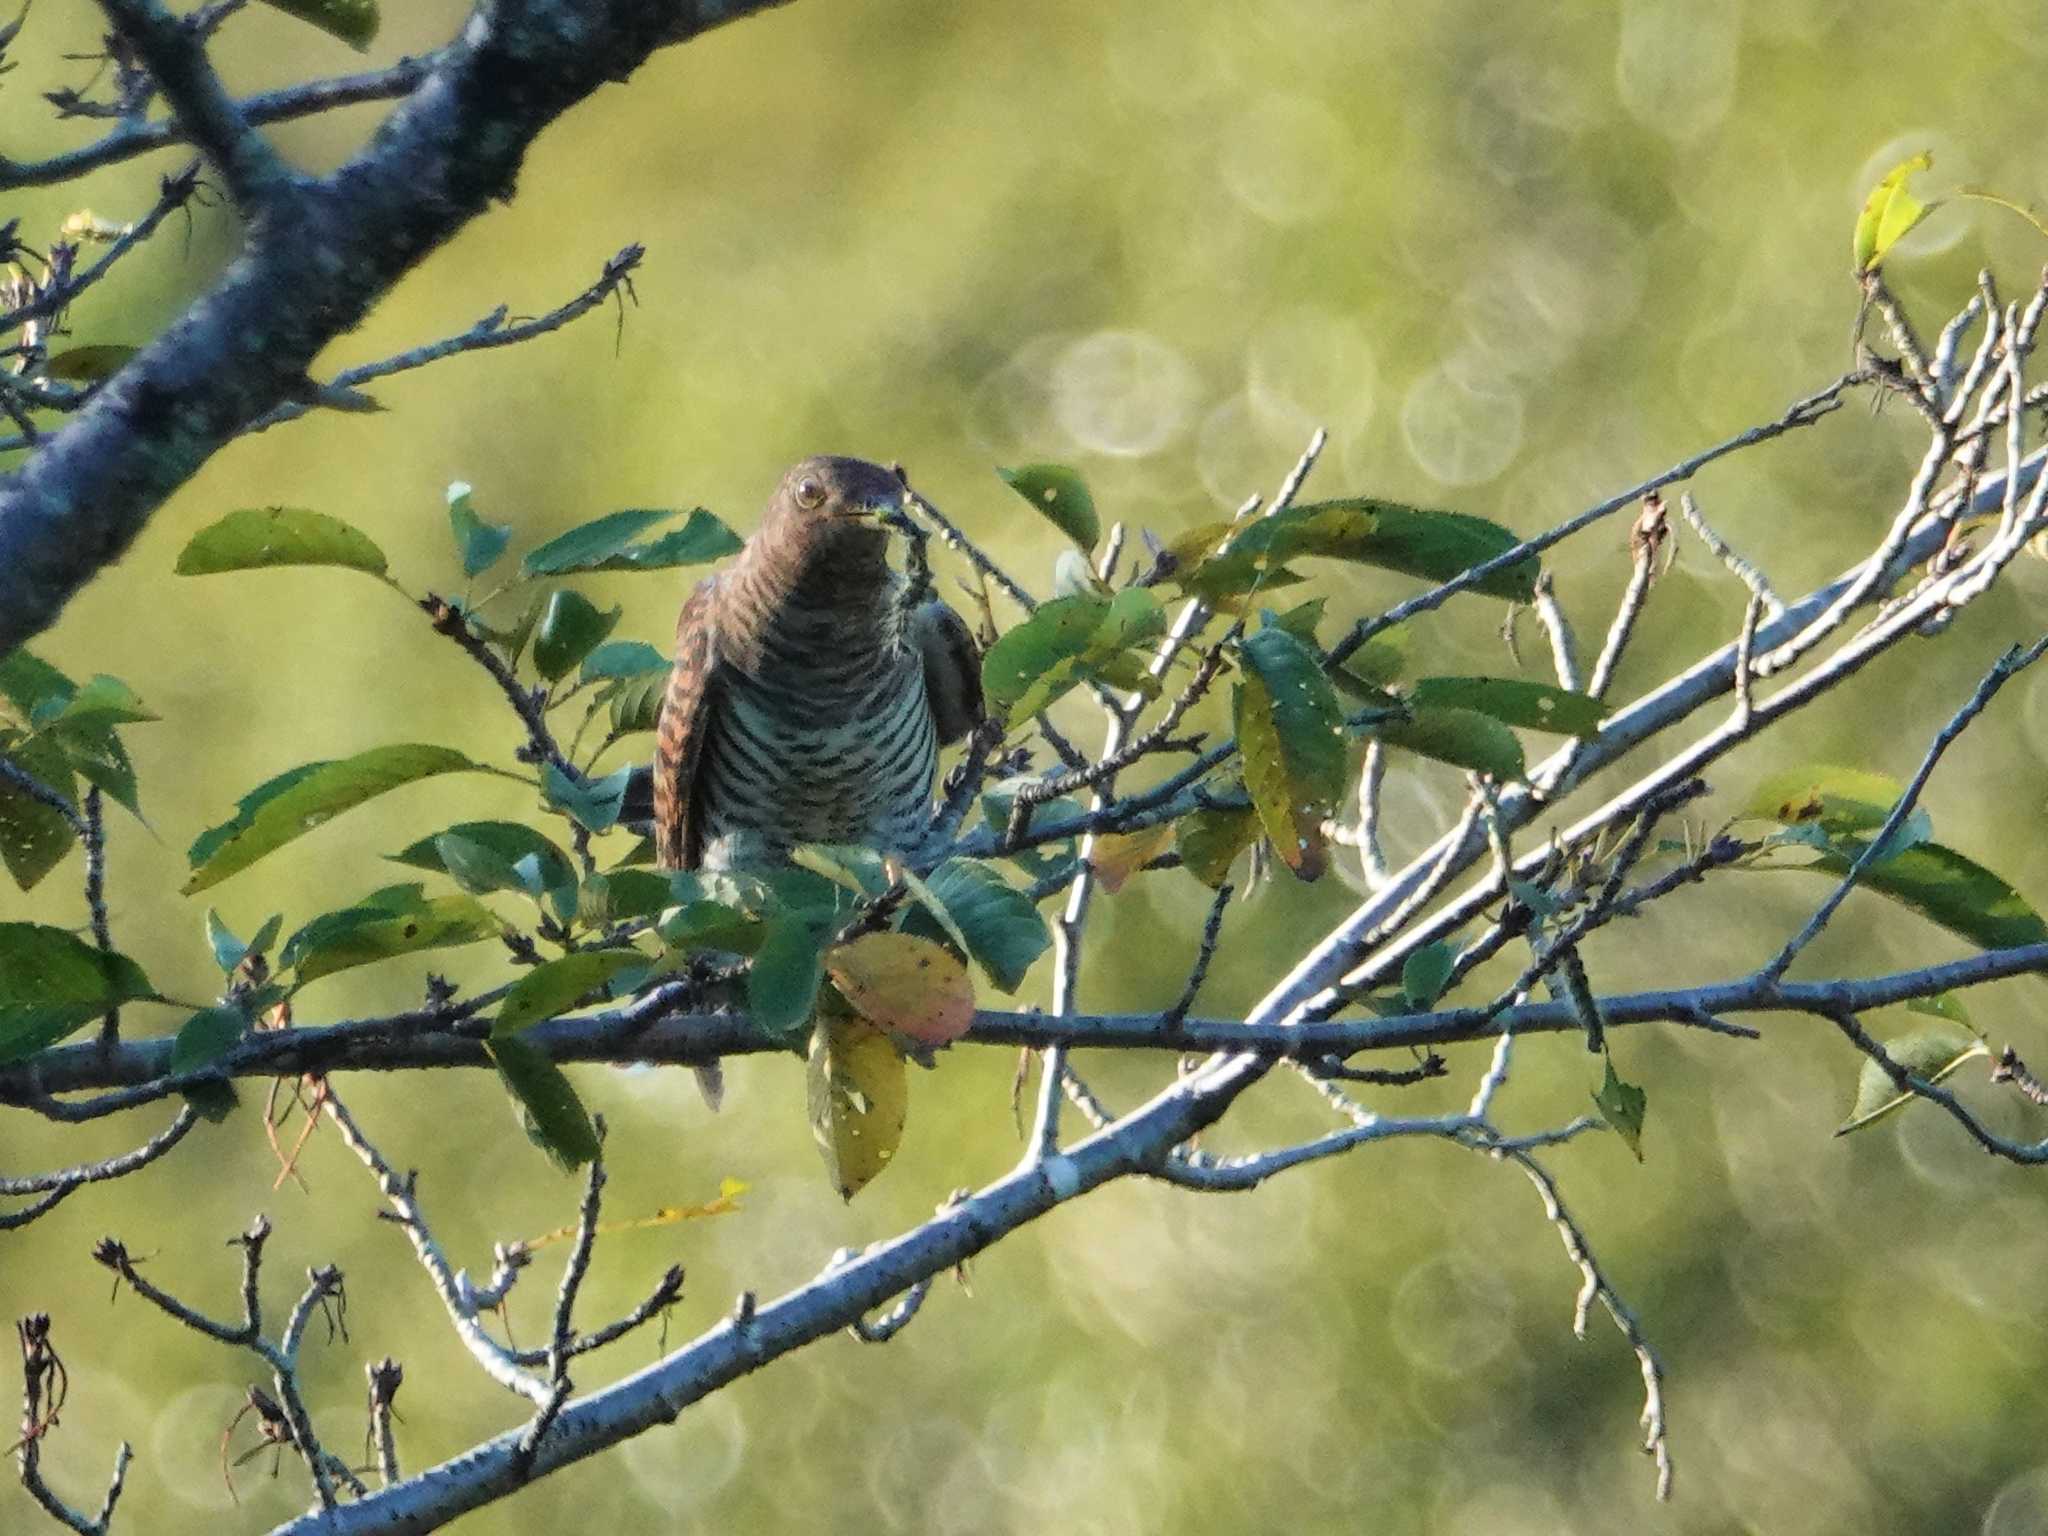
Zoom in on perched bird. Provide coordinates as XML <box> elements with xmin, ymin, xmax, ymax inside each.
<box><xmin>652</xmin><ymin>455</ymin><xmax>982</xmax><ymax>876</ymax></box>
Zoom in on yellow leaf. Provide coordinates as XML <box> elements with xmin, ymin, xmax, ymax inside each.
<box><xmin>1853</xmin><ymin>151</ymin><xmax>1936</xmax><ymax>273</ymax></box>
<box><xmin>520</xmin><ymin>1177</ymin><xmax>748</xmax><ymax>1247</ymax></box>
<box><xmin>825</xmin><ymin>931</ymin><xmax>975</xmax><ymax>1046</ymax></box>
<box><xmin>1088</xmin><ymin>824</ymin><xmax>1174</xmax><ymax>894</ymax></box>
<box><xmin>807</xmin><ymin>1017</ymin><xmax>908</xmax><ymax>1200</ymax></box>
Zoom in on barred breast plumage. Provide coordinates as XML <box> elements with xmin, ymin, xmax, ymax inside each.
<box><xmin>652</xmin><ymin>456</ymin><xmax>981</xmax><ymax>875</ymax></box>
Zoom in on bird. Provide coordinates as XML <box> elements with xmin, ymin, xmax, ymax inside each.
<box><xmin>652</xmin><ymin>454</ymin><xmax>983</xmax><ymax>877</ymax></box>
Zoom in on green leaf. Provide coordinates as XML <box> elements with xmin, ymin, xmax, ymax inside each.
<box><xmin>1837</xmin><ymin>1024</ymin><xmax>1987</xmax><ymax>1135</ymax></box>
<box><xmin>258</xmin><ymin>0</ymin><xmax>378</xmax><ymax>48</ymax></box>
<box><xmin>1853</xmin><ymin>150</ymin><xmax>1936</xmax><ymax>274</ymax></box>
<box><xmin>487</xmin><ymin>1034</ymin><xmax>601</xmax><ymax>1171</ymax></box>
<box><xmin>1334</xmin><ymin>622</ymin><xmax>1412</xmax><ymax>691</ymax></box>
<box><xmin>522</xmin><ymin>509</ymin><xmax>713</xmax><ymax>576</ymax></box>
<box><xmin>607</xmin><ymin>674</ymin><xmax>667</xmax><ymax>737</ymax></box>
<box><xmin>1401</xmin><ymin>941</ymin><xmax>1455</xmax><ymax>1009</ymax></box>
<box><xmin>175</xmin><ymin>507</ymin><xmax>388</xmax><ymax>579</ymax></box>
<box><xmin>790</xmin><ymin>844</ymin><xmax>892</xmax><ymax>898</ymax></box>
<box><xmin>1592</xmin><ymin>1057</ymin><xmax>1647</xmax><ymax>1160</ymax></box>
<box><xmin>1176</xmin><ymin>800</ymin><xmax>1259</xmax><ymax>889</ymax></box>
<box><xmin>579</xmin><ymin>641</ymin><xmax>668</xmax><ymax>685</ymax></box>
<box><xmin>431</xmin><ymin>831</ymin><xmax>529</xmax><ymax>897</ymax></box>
<box><xmin>169</xmin><ymin>1005</ymin><xmax>245</xmax><ymax>1075</ymax></box>
<box><xmin>1372</xmin><ymin>705</ymin><xmax>1526</xmax><ymax>781</ymax></box>
<box><xmin>998</xmin><ymin>464</ymin><xmax>1099</xmax><ymax>550</ymax></box>
<box><xmin>0</xmin><ymin>651</ymin><xmax>77</xmax><ymax>721</ymax></box>
<box><xmin>586</xmin><ymin>511</ymin><xmax>743</xmax><ymax>571</ymax></box>
<box><xmin>494</xmin><ymin>950</ymin><xmax>648</xmax><ymax>1036</ymax></box>
<box><xmin>574</xmin><ymin>868</ymin><xmax>672</xmax><ymax>927</ymax></box>
<box><xmin>51</xmin><ymin>722</ymin><xmax>142</xmax><ymax>818</ymax></box>
<box><xmin>544</xmin><ymin>762</ymin><xmax>632</xmax><ymax>834</ymax></box>
<box><xmin>1267</xmin><ymin>597</ymin><xmax>1327</xmax><ymax>645</ymax></box>
<box><xmin>1407</xmin><ymin>676</ymin><xmax>1604</xmax><ymax>738</ymax></box>
<box><xmin>42</xmin><ymin>344</ymin><xmax>138</xmax><ymax>382</ymax></box>
<box><xmin>186</xmin><ymin>744</ymin><xmax>488</xmax><ymax>893</ymax></box>
<box><xmin>532</xmin><ymin>590</ymin><xmax>621</xmax><ymax>682</ymax></box>
<box><xmin>660</xmin><ymin>899</ymin><xmax>769</xmax><ymax>956</ymax></box>
<box><xmin>1809</xmin><ymin>838</ymin><xmax>2048</xmax><ymax>951</ymax></box>
<box><xmin>1906</xmin><ymin>992</ymin><xmax>1972</xmax><ymax>1029</ymax></box>
<box><xmin>391</xmin><ymin>821</ymin><xmax>576</xmax><ymax>900</ymax></box>
<box><xmin>281</xmin><ymin>886</ymin><xmax>499</xmax><ymax>984</ymax></box>
<box><xmin>446</xmin><ymin>482</ymin><xmax>511</xmax><ymax>579</ymax></box>
<box><xmin>1182</xmin><ymin>500</ymin><xmax>1538</xmax><ymax>604</ymax></box>
<box><xmin>30</xmin><ymin>674</ymin><xmax>156</xmax><ymax>732</ymax></box>
<box><xmin>907</xmin><ymin>858</ymin><xmax>1050</xmax><ymax>992</ymax></box>
<box><xmin>0</xmin><ymin>734</ymin><xmax>76</xmax><ymax>890</ymax></box>
<box><xmin>0</xmin><ymin>923</ymin><xmax>157</xmax><ymax>1064</ymax></box>
<box><xmin>980</xmin><ymin>595</ymin><xmax>1105</xmax><ymax>721</ymax></box>
<box><xmin>1234</xmin><ymin>623</ymin><xmax>1347</xmax><ymax>880</ymax></box>
<box><xmin>205</xmin><ymin>909</ymin><xmax>248</xmax><ymax>973</ymax></box>
<box><xmin>748</xmin><ymin>916</ymin><xmax>827</xmax><ymax>1037</ymax></box>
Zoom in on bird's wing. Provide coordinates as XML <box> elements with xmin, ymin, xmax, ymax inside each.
<box><xmin>653</xmin><ymin>576</ymin><xmax>724</xmax><ymax>871</ymax></box>
<box><xmin>909</xmin><ymin>596</ymin><xmax>984</xmax><ymax>745</ymax></box>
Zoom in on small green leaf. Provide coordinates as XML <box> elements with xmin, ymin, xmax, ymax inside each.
<box><xmin>42</xmin><ymin>344</ymin><xmax>138</xmax><ymax>382</ymax></box>
<box><xmin>1401</xmin><ymin>942</ymin><xmax>1455</xmax><ymax>1009</ymax></box>
<box><xmin>1176</xmin><ymin>800</ymin><xmax>1259</xmax><ymax>889</ymax></box>
<box><xmin>0</xmin><ymin>923</ymin><xmax>157</xmax><ymax>1064</ymax></box>
<box><xmin>205</xmin><ymin>910</ymin><xmax>249</xmax><ymax>973</ymax></box>
<box><xmin>998</xmin><ymin>464</ymin><xmax>1099</xmax><ymax>550</ymax></box>
<box><xmin>576</xmin><ymin>868</ymin><xmax>672</xmax><ymax>926</ymax></box>
<box><xmin>1593</xmin><ymin>1057</ymin><xmax>1647</xmax><ymax>1160</ymax></box>
<box><xmin>446</xmin><ymin>482</ymin><xmax>511</xmax><ymax>579</ymax></box>
<box><xmin>1906</xmin><ymin>992</ymin><xmax>1972</xmax><ymax>1029</ymax></box>
<box><xmin>980</xmin><ymin>595</ymin><xmax>1107</xmax><ymax>722</ymax></box>
<box><xmin>1407</xmin><ymin>676</ymin><xmax>1604</xmax><ymax>738</ymax></box>
<box><xmin>532</xmin><ymin>590</ymin><xmax>621</xmax><ymax>682</ymax></box>
<box><xmin>1334</xmin><ymin>622</ymin><xmax>1411</xmax><ymax>691</ymax></box>
<box><xmin>1235</xmin><ymin>623</ymin><xmax>1346</xmax><ymax>880</ymax></box>
<box><xmin>30</xmin><ymin>674</ymin><xmax>156</xmax><ymax>732</ymax></box>
<box><xmin>1811</xmin><ymin>839</ymin><xmax>2048</xmax><ymax>951</ymax></box>
<box><xmin>1182</xmin><ymin>500</ymin><xmax>1538</xmax><ymax>604</ymax></box>
<box><xmin>660</xmin><ymin>899</ymin><xmax>768</xmax><ymax>956</ymax></box>
<box><xmin>487</xmin><ymin>1034</ymin><xmax>601</xmax><ymax>1170</ymax></box>
<box><xmin>52</xmin><ymin>723</ymin><xmax>141</xmax><ymax>819</ymax></box>
<box><xmin>790</xmin><ymin>844</ymin><xmax>892</xmax><ymax>898</ymax></box>
<box><xmin>607</xmin><ymin>674</ymin><xmax>667</xmax><ymax>737</ymax></box>
<box><xmin>1853</xmin><ymin>150</ymin><xmax>1935</xmax><ymax>274</ymax></box>
<box><xmin>578</xmin><ymin>641</ymin><xmax>668</xmax><ymax>684</ymax></box>
<box><xmin>748</xmin><ymin>916</ymin><xmax>827</xmax><ymax>1037</ymax></box>
<box><xmin>391</xmin><ymin>821</ymin><xmax>576</xmax><ymax>900</ymax></box>
<box><xmin>1372</xmin><ymin>705</ymin><xmax>1526</xmax><ymax>781</ymax></box>
<box><xmin>905</xmin><ymin>858</ymin><xmax>1050</xmax><ymax>992</ymax></box>
<box><xmin>1837</xmin><ymin>1024</ymin><xmax>1987</xmax><ymax>1136</ymax></box>
<box><xmin>494</xmin><ymin>950</ymin><xmax>648</xmax><ymax>1036</ymax></box>
<box><xmin>186</xmin><ymin>744</ymin><xmax>488</xmax><ymax>893</ymax></box>
<box><xmin>544</xmin><ymin>762</ymin><xmax>632</xmax><ymax>834</ymax></box>
<box><xmin>432</xmin><ymin>831</ymin><xmax>528</xmax><ymax>896</ymax></box>
<box><xmin>1267</xmin><ymin>597</ymin><xmax>1327</xmax><ymax>645</ymax></box>
<box><xmin>175</xmin><ymin>507</ymin><xmax>388</xmax><ymax>579</ymax></box>
<box><xmin>281</xmin><ymin>886</ymin><xmax>499</xmax><ymax>985</ymax></box>
<box><xmin>588</xmin><ymin>511</ymin><xmax>743</xmax><ymax>571</ymax></box>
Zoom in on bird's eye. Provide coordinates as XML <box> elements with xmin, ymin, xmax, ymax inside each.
<box><xmin>794</xmin><ymin>476</ymin><xmax>827</xmax><ymax>510</ymax></box>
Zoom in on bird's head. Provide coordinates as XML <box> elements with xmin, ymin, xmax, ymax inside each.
<box><xmin>761</xmin><ymin>455</ymin><xmax>913</xmax><ymax>549</ymax></box>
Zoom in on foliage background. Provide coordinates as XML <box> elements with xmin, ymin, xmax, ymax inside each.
<box><xmin>7</xmin><ymin>1</ymin><xmax>2048</xmax><ymax>1531</ymax></box>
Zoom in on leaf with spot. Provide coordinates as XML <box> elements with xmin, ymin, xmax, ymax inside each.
<box><xmin>1748</xmin><ymin>765</ymin><xmax>1908</xmax><ymax>837</ymax></box>
<box><xmin>175</xmin><ymin>506</ymin><xmax>389</xmax><ymax>579</ymax></box>
<box><xmin>494</xmin><ymin>950</ymin><xmax>649</xmax><ymax>1036</ymax></box>
<box><xmin>1234</xmin><ymin>623</ymin><xmax>1346</xmax><ymax>880</ymax></box>
<box><xmin>532</xmin><ymin>590</ymin><xmax>621</xmax><ymax>682</ymax></box>
<box><xmin>0</xmin><ymin>733</ymin><xmax>76</xmax><ymax>890</ymax></box>
<box><xmin>1176</xmin><ymin>799</ymin><xmax>1258</xmax><ymax>889</ymax></box>
<box><xmin>0</xmin><ymin>923</ymin><xmax>157</xmax><ymax>1065</ymax></box>
<box><xmin>826</xmin><ymin>932</ymin><xmax>975</xmax><ymax>1047</ymax></box>
<box><xmin>446</xmin><ymin>482</ymin><xmax>511</xmax><ymax>578</ymax></box>
<box><xmin>186</xmin><ymin>745</ymin><xmax>489</xmax><ymax>893</ymax></box>
<box><xmin>488</xmin><ymin>1034</ymin><xmax>601</xmax><ymax>1171</ymax></box>
<box><xmin>807</xmin><ymin>1015</ymin><xmax>907</xmax><ymax>1200</ymax></box>
<box><xmin>1593</xmin><ymin>1057</ymin><xmax>1647</xmax><ymax>1160</ymax></box>
<box><xmin>998</xmin><ymin>463</ymin><xmax>1099</xmax><ymax>550</ymax></box>
<box><xmin>1181</xmin><ymin>500</ymin><xmax>1539</xmax><ymax>604</ymax></box>
<box><xmin>280</xmin><ymin>885</ymin><xmax>499</xmax><ymax>986</ymax></box>
<box><xmin>1407</xmin><ymin>676</ymin><xmax>1604</xmax><ymax>738</ymax></box>
<box><xmin>1837</xmin><ymin>1024</ymin><xmax>1987</xmax><ymax>1136</ymax></box>
<box><xmin>903</xmin><ymin>857</ymin><xmax>1049</xmax><ymax>992</ymax></box>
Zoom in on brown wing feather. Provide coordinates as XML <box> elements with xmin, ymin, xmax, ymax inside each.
<box><xmin>653</xmin><ymin>577</ymin><xmax>723</xmax><ymax>871</ymax></box>
<box><xmin>909</xmin><ymin>597</ymin><xmax>983</xmax><ymax>746</ymax></box>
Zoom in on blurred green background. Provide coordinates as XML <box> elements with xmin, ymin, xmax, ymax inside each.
<box><xmin>8</xmin><ymin>0</ymin><xmax>2048</xmax><ymax>1532</ymax></box>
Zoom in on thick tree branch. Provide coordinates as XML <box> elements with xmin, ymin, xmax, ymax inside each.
<box><xmin>0</xmin><ymin>0</ymin><xmax>793</xmax><ymax>659</ymax></box>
